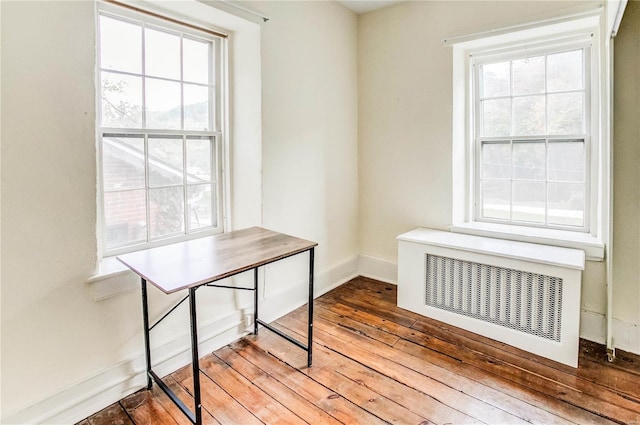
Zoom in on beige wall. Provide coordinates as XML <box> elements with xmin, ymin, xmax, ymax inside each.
<box><xmin>0</xmin><ymin>0</ymin><xmax>359</xmax><ymax>420</ymax></box>
<box><xmin>613</xmin><ymin>0</ymin><xmax>640</xmax><ymax>338</ymax></box>
<box><xmin>2</xmin><ymin>0</ymin><xmax>101</xmax><ymax>414</ymax></box>
<box><xmin>358</xmin><ymin>0</ymin><xmax>637</xmax><ymax>353</ymax></box>
<box><xmin>256</xmin><ymin>0</ymin><xmax>360</xmax><ymax>281</ymax></box>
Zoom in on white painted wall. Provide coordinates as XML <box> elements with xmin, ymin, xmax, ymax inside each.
<box><xmin>0</xmin><ymin>0</ymin><xmax>358</xmax><ymax>422</ymax></box>
<box><xmin>358</xmin><ymin>0</ymin><xmax>639</xmax><ymax>354</ymax></box>
<box><xmin>2</xmin><ymin>2</ymin><xmax>101</xmax><ymax>418</ymax></box>
<box><xmin>253</xmin><ymin>0</ymin><xmax>360</xmax><ymax>291</ymax></box>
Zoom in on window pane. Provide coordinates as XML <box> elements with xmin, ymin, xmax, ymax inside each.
<box><xmin>99</xmin><ymin>15</ymin><xmax>141</xmax><ymax>74</ymax></box>
<box><xmin>183</xmin><ymin>38</ymin><xmax>210</xmax><ymax>84</ymax></box>
<box><xmin>101</xmin><ymin>72</ymin><xmax>143</xmax><ymax>128</ymax></box>
<box><xmin>547</xmin><ymin>50</ymin><xmax>583</xmax><ymax>92</ymax></box>
<box><xmin>145</xmin><ymin>78</ymin><xmax>181</xmax><ymax>130</ymax></box>
<box><xmin>482</xmin><ymin>98</ymin><xmax>510</xmax><ymax>137</ymax></box>
<box><xmin>512</xmin><ymin>56</ymin><xmax>545</xmax><ymax>95</ymax></box>
<box><xmin>548</xmin><ymin>140</ymin><xmax>585</xmax><ymax>182</ymax></box>
<box><xmin>150</xmin><ymin>186</ymin><xmax>184</xmax><ymax>238</ymax></box>
<box><xmin>145</xmin><ymin>27</ymin><xmax>181</xmax><ymax>80</ymax></box>
<box><xmin>184</xmin><ymin>84</ymin><xmax>211</xmax><ymax>131</ymax></box>
<box><xmin>104</xmin><ymin>189</ymin><xmax>147</xmax><ymax>248</ymax></box>
<box><xmin>187</xmin><ymin>137</ymin><xmax>212</xmax><ymax>182</ymax></box>
<box><xmin>482</xmin><ymin>180</ymin><xmax>510</xmax><ymax>220</ymax></box>
<box><xmin>482</xmin><ymin>142</ymin><xmax>510</xmax><ymax>179</ymax></box>
<box><xmin>548</xmin><ymin>182</ymin><xmax>584</xmax><ymax>227</ymax></box>
<box><xmin>512</xmin><ymin>141</ymin><xmax>545</xmax><ymax>180</ymax></box>
<box><xmin>148</xmin><ymin>137</ymin><xmax>183</xmax><ymax>186</ymax></box>
<box><xmin>482</xmin><ymin>61</ymin><xmax>510</xmax><ymax>98</ymax></box>
<box><xmin>512</xmin><ymin>181</ymin><xmax>545</xmax><ymax>223</ymax></box>
<box><xmin>188</xmin><ymin>184</ymin><xmax>215</xmax><ymax>230</ymax></box>
<box><xmin>512</xmin><ymin>95</ymin><xmax>545</xmax><ymax>136</ymax></box>
<box><xmin>103</xmin><ymin>136</ymin><xmax>145</xmax><ymax>190</ymax></box>
<box><xmin>547</xmin><ymin>92</ymin><xmax>583</xmax><ymax>135</ymax></box>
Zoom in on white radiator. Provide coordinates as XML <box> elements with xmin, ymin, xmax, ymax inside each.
<box><xmin>397</xmin><ymin>228</ymin><xmax>585</xmax><ymax>367</ymax></box>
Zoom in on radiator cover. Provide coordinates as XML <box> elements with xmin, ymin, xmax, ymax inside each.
<box><xmin>398</xmin><ymin>228</ymin><xmax>584</xmax><ymax>367</ymax></box>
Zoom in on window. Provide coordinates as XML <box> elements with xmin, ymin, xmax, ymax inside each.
<box><xmin>97</xmin><ymin>7</ymin><xmax>226</xmax><ymax>256</ymax></box>
<box><xmin>474</xmin><ymin>46</ymin><xmax>589</xmax><ymax>231</ymax></box>
<box><xmin>450</xmin><ymin>12</ymin><xmax>608</xmax><ymax>258</ymax></box>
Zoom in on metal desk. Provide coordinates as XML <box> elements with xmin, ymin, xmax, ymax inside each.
<box><xmin>117</xmin><ymin>227</ymin><xmax>317</xmax><ymax>425</ymax></box>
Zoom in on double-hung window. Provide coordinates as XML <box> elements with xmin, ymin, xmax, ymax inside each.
<box><xmin>97</xmin><ymin>6</ymin><xmax>225</xmax><ymax>256</ymax></box>
<box><xmin>474</xmin><ymin>44</ymin><xmax>590</xmax><ymax>231</ymax></box>
<box><xmin>450</xmin><ymin>12</ymin><xmax>607</xmax><ymax>258</ymax></box>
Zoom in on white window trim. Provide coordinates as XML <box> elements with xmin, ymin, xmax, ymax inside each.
<box><xmin>95</xmin><ymin>2</ymin><xmax>229</xmax><ymax>260</ymax></box>
<box><xmin>450</xmin><ymin>12</ymin><xmax>608</xmax><ymax>261</ymax></box>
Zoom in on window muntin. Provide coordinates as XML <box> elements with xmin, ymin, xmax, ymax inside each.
<box><xmin>98</xmin><ymin>11</ymin><xmax>224</xmax><ymax>255</ymax></box>
<box><xmin>474</xmin><ymin>47</ymin><xmax>589</xmax><ymax>231</ymax></box>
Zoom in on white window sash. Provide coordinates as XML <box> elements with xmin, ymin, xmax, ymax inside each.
<box><xmin>469</xmin><ymin>41</ymin><xmax>594</xmax><ymax>233</ymax></box>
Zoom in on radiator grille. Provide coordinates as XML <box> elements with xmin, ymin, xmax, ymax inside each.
<box><xmin>425</xmin><ymin>254</ymin><xmax>563</xmax><ymax>341</ymax></box>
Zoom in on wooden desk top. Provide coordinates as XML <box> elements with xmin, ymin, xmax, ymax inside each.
<box><xmin>117</xmin><ymin>227</ymin><xmax>317</xmax><ymax>294</ymax></box>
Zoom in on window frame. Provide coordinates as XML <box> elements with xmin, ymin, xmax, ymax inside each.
<box><xmin>471</xmin><ymin>41</ymin><xmax>593</xmax><ymax>233</ymax></box>
<box><xmin>96</xmin><ymin>4</ymin><xmax>228</xmax><ymax>258</ymax></box>
<box><xmin>449</xmin><ymin>13</ymin><xmax>607</xmax><ymax>259</ymax></box>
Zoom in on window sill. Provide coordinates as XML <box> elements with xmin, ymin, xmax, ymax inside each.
<box><xmin>87</xmin><ymin>256</ymin><xmax>130</xmax><ymax>282</ymax></box>
<box><xmin>87</xmin><ymin>257</ymin><xmax>139</xmax><ymax>301</ymax></box>
<box><xmin>449</xmin><ymin>222</ymin><xmax>604</xmax><ymax>261</ymax></box>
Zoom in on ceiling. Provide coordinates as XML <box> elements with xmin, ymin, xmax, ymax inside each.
<box><xmin>336</xmin><ymin>0</ymin><xmax>402</xmax><ymax>15</ymax></box>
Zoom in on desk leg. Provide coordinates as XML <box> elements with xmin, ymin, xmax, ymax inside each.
<box><xmin>308</xmin><ymin>248</ymin><xmax>314</xmax><ymax>367</ymax></box>
<box><xmin>189</xmin><ymin>288</ymin><xmax>202</xmax><ymax>425</ymax></box>
<box><xmin>141</xmin><ymin>278</ymin><xmax>152</xmax><ymax>390</ymax></box>
<box><xmin>254</xmin><ymin>268</ymin><xmax>259</xmax><ymax>335</ymax></box>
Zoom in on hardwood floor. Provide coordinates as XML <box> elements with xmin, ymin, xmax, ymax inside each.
<box><xmin>79</xmin><ymin>277</ymin><xmax>640</xmax><ymax>425</ymax></box>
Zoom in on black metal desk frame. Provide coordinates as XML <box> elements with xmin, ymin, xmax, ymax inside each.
<box><xmin>137</xmin><ymin>247</ymin><xmax>314</xmax><ymax>425</ymax></box>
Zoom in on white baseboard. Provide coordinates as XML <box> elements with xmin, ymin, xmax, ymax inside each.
<box><xmin>580</xmin><ymin>309</ymin><xmax>640</xmax><ymax>354</ymax></box>
<box><xmin>579</xmin><ymin>309</ymin><xmax>607</xmax><ymax>344</ymax></box>
<box><xmin>358</xmin><ymin>254</ymin><xmax>397</xmax><ymax>284</ymax></box>
<box><xmin>3</xmin><ymin>255</ymin><xmax>360</xmax><ymax>425</ymax></box>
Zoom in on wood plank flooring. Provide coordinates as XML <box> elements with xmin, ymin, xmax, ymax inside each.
<box><xmin>79</xmin><ymin>277</ymin><xmax>640</xmax><ymax>425</ymax></box>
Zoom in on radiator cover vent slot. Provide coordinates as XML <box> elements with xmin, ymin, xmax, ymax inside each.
<box><xmin>425</xmin><ymin>254</ymin><xmax>563</xmax><ymax>342</ymax></box>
